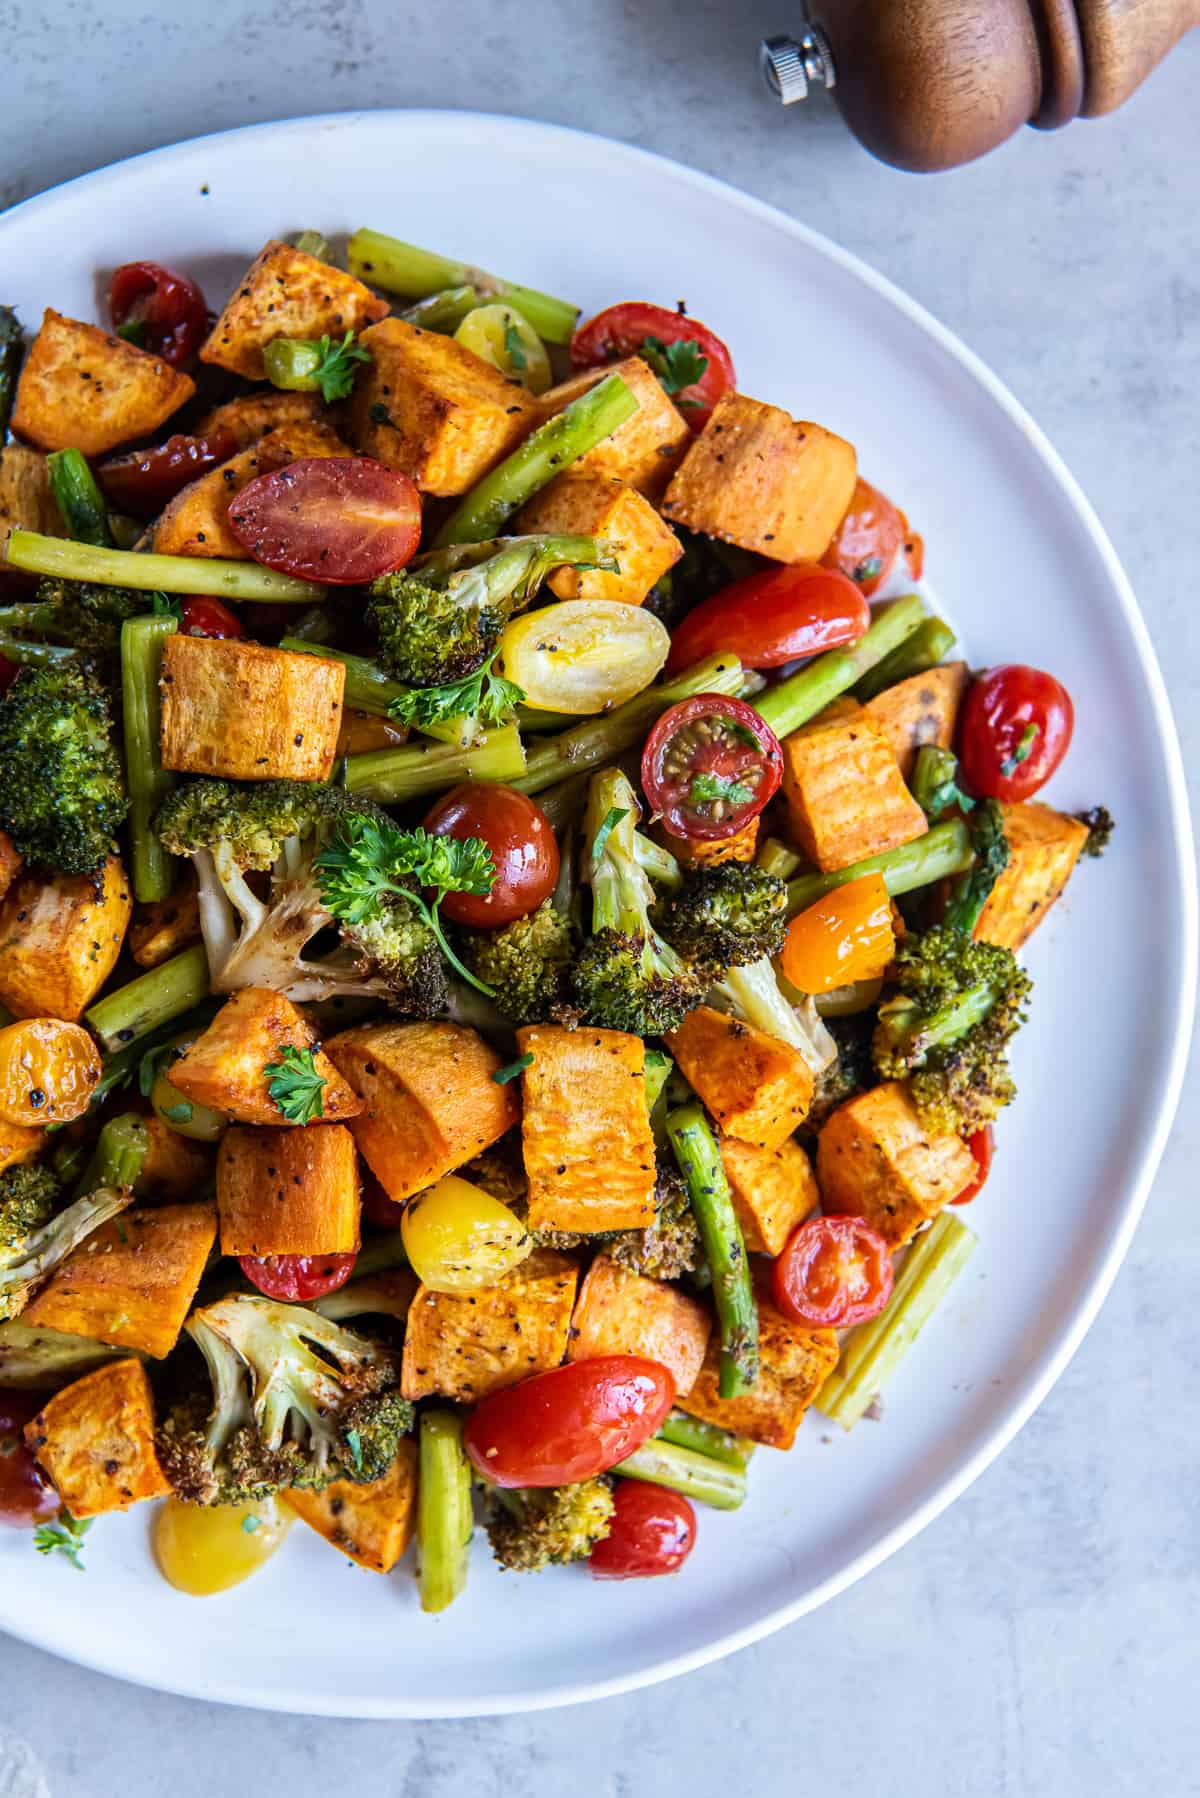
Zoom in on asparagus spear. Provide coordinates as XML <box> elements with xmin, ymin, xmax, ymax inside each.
<box><xmin>753</xmin><ymin>595</ymin><xmax>928</xmax><ymax>741</ymax></box>
<box><xmin>417</xmin><ymin>1409</ymin><xmax>473</xmax><ymax>1613</ymax></box>
<box><xmin>46</xmin><ymin>449</ymin><xmax>113</xmax><ymax>548</ymax></box>
<box><xmin>400</xmin><ymin>286</ymin><xmax>482</xmax><ymax>333</ymax></box>
<box><xmin>613</xmin><ymin>1436</ymin><xmax>747</xmax><ymax>1511</ymax></box>
<box><xmin>342</xmin><ymin>722</ymin><xmax>526</xmax><ymax>804</ymax></box>
<box><xmin>786</xmin><ymin>817</ymin><xmax>974</xmax><ymax>917</ymax></box>
<box><xmin>0</xmin><ymin>636</ymin><xmax>76</xmax><ymax>670</ymax></box>
<box><xmin>433</xmin><ymin>374</ymin><xmax>637</xmax><ymax>547</ymax></box>
<box><xmin>3</xmin><ymin>532</ymin><xmax>323</xmax><ymax>603</ymax></box>
<box><xmin>657</xmin><ymin>1409</ymin><xmax>754</xmax><ymax>1469</ymax></box>
<box><xmin>666</xmin><ymin>1103</ymin><xmax>758</xmax><ymax>1398</ymax></box>
<box><xmin>85</xmin><ymin>944</ymin><xmax>211</xmax><ymax>1053</ymax></box>
<box><xmin>347</xmin><ymin>228</ymin><xmax>578</xmax><ymax>344</ymax></box>
<box><xmin>121</xmin><ymin>615</ymin><xmax>177</xmax><ymax>903</ymax></box>
<box><xmin>853</xmin><ymin>615</ymin><xmax>957</xmax><ymax>704</ymax></box>
<box><xmin>0</xmin><ymin>307</ymin><xmax>22</xmax><ymax>441</ymax></box>
<box><xmin>72</xmin><ymin>1113</ymin><xmax>149</xmax><ymax>1197</ymax></box>
<box><xmin>278</xmin><ymin>638</ymin><xmax>462</xmax><ymax>745</ymax></box>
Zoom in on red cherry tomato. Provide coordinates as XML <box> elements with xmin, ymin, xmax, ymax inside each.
<box><xmin>0</xmin><ymin>655</ymin><xmax>21</xmax><ymax>696</ymax></box>
<box><xmin>772</xmin><ymin>1215</ymin><xmax>894</xmax><ymax>1330</ymax></box>
<box><xmin>570</xmin><ymin>301</ymin><xmax>735</xmax><ymax>430</ymax></box>
<box><xmin>422</xmin><ymin>784</ymin><xmax>559</xmax><ymax>927</ymax></box>
<box><xmin>109</xmin><ymin>261</ymin><xmax>209</xmax><ymax>367</ymax></box>
<box><xmin>665</xmin><ymin>563</ymin><xmax>869</xmax><ymax>674</ymax></box>
<box><xmin>96</xmin><ymin>428</ymin><xmax>238</xmax><ymax>517</ymax></box>
<box><xmin>464</xmin><ymin>1356</ymin><xmax>675</xmax><ymax>1488</ymax></box>
<box><xmin>952</xmin><ymin>1125</ymin><xmax>995</xmax><ymax>1206</ymax></box>
<box><xmin>239</xmin><ymin>1252</ymin><xmax>358</xmax><ymax>1302</ymax></box>
<box><xmin>0</xmin><ymin>1390</ymin><xmax>60</xmax><ymax>1529</ymax></box>
<box><xmin>958</xmin><ymin>664</ymin><xmax>1075</xmax><ymax>801</ymax></box>
<box><xmin>590</xmin><ymin>1480</ymin><xmax>696</xmax><ymax>1581</ymax></box>
<box><xmin>178</xmin><ymin>596</ymin><xmax>244</xmax><ymax>639</ymax></box>
<box><xmin>821</xmin><ymin>478</ymin><xmax>918</xmax><ymax>598</ymax></box>
<box><xmin>227</xmin><ymin>457</ymin><xmax>421</xmax><ymax>585</ymax></box>
<box><xmin>642</xmin><ymin>693</ymin><xmax>783</xmax><ymax>842</ymax></box>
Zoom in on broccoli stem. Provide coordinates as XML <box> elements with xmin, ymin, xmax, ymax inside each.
<box><xmin>46</xmin><ymin>449</ymin><xmax>114</xmax><ymax>548</ymax></box>
<box><xmin>852</xmin><ymin>615</ymin><xmax>958</xmax><ymax>704</ymax></box>
<box><xmin>786</xmin><ymin>817</ymin><xmax>974</xmax><ymax>917</ymax></box>
<box><xmin>613</xmin><ymin>1436</ymin><xmax>747</xmax><ymax>1510</ymax></box>
<box><xmin>642</xmin><ymin>1050</ymin><xmax>674</xmax><ymax>1116</ymax></box>
<box><xmin>417</xmin><ymin>1409</ymin><xmax>473</xmax><ymax>1613</ymax></box>
<box><xmin>347</xmin><ymin>228</ymin><xmax>578</xmax><ymax>343</ymax></box>
<box><xmin>514</xmin><ymin>654</ymin><xmax>746</xmax><ymax>796</ymax></box>
<box><xmin>752</xmin><ymin>595</ymin><xmax>928</xmax><ymax>741</ymax></box>
<box><xmin>756</xmin><ymin>836</ymin><xmax>802</xmax><ymax>880</ymax></box>
<box><xmin>72</xmin><ymin>1113</ymin><xmax>149</xmax><ymax>1196</ymax></box>
<box><xmin>657</xmin><ymin>1409</ymin><xmax>754</xmax><ymax>1469</ymax></box>
<box><xmin>3</xmin><ymin>532</ymin><xmax>324</xmax><ymax>603</ymax></box>
<box><xmin>0</xmin><ymin>308</ymin><xmax>21</xmax><ymax>441</ymax></box>
<box><xmin>85</xmin><ymin>944</ymin><xmax>211</xmax><ymax>1053</ymax></box>
<box><xmin>278</xmin><ymin>638</ymin><xmax>462</xmax><ymax>745</ymax></box>
<box><xmin>635</xmin><ymin>835</ymin><xmax>684</xmax><ymax>891</ymax></box>
<box><xmin>400</xmin><ymin>285</ymin><xmax>481</xmax><ymax>332</ymax></box>
<box><xmin>433</xmin><ymin>374</ymin><xmax>638</xmax><ymax>547</ymax></box>
<box><xmin>666</xmin><ymin>1103</ymin><xmax>758</xmax><ymax>1399</ymax></box>
<box><xmin>342</xmin><ymin>722</ymin><xmax>526</xmax><ymax>804</ymax></box>
<box><xmin>121</xmin><ymin>615</ymin><xmax>177</xmax><ymax>902</ymax></box>
<box><xmin>817</xmin><ymin>1211</ymin><xmax>977</xmax><ymax>1430</ymax></box>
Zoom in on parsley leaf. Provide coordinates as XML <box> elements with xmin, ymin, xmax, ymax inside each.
<box><xmin>344</xmin><ymin>1429</ymin><xmax>364</xmax><ymax>1475</ymax></box>
<box><xmin>150</xmin><ymin>590</ymin><xmax>181</xmax><ymax>619</ymax></box>
<box><xmin>502</xmin><ymin>318</ymin><xmax>528</xmax><ymax>372</ymax></box>
<box><xmin>689</xmin><ymin>771</ymin><xmax>754</xmax><ymax>808</ymax></box>
<box><xmin>34</xmin><ymin>1510</ymin><xmax>92</xmax><ymax>1571</ymax></box>
<box><xmin>115</xmin><ymin>319</ymin><xmax>147</xmax><ymax>347</ymax></box>
<box><xmin>388</xmin><ymin>650</ymin><xmax>525</xmax><ymax>736</ymax></box>
<box><xmin>999</xmin><ymin>722</ymin><xmax>1040</xmax><ymax>778</ymax></box>
<box><xmin>308</xmin><ymin>331</ymin><xmax>372</xmax><ymax>404</ymax></box>
<box><xmin>638</xmin><ymin>334</ymin><xmax>709</xmax><ymax>401</ymax></box>
<box><xmin>492</xmin><ymin>1052</ymin><xmax>534</xmax><ymax>1086</ymax></box>
<box><xmin>263</xmin><ymin>1044</ymin><xmax>327</xmax><ymax>1125</ymax></box>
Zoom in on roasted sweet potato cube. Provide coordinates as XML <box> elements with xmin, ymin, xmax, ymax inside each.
<box><xmin>346</xmin><ymin>317</ymin><xmax>538</xmax><ymax>496</ymax></box>
<box><xmin>217</xmin><ymin>1123</ymin><xmax>360</xmax><ymax>1256</ymax></box>
<box><xmin>0</xmin><ymin>446</ymin><xmax>64</xmax><ymax>571</ymax></box>
<box><xmin>862</xmin><ymin>662</ymin><xmax>970</xmax><ymax>781</ymax></box>
<box><xmin>325</xmin><ymin>1021</ymin><xmax>519</xmax><ymax>1203</ymax></box>
<box><xmin>401</xmin><ymin>1248</ymin><xmax>578</xmax><ymax>1403</ymax></box>
<box><xmin>665</xmin><ymin>1007</ymin><xmax>813</xmax><ymax>1151</ymax></box>
<box><xmin>0</xmin><ymin>1118</ymin><xmax>44</xmax><ymax>1174</ymax></box>
<box><xmin>677</xmin><ymin>1287</ymin><xmax>838</xmax><ymax>1449</ymax></box>
<box><xmin>973</xmin><ymin>801</ymin><xmax>1090</xmax><ymax>951</ymax></box>
<box><xmin>719</xmin><ymin>1134</ymin><xmax>819</xmax><ymax>1256</ymax></box>
<box><xmin>672</xmin><ymin>816</ymin><xmax>760</xmax><ymax>870</ymax></box>
<box><xmin>286</xmin><ymin>1437</ymin><xmax>418</xmax><ymax>1573</ymax></box>
<box><xmin>515</xmin><ymin>1024</ymin><xmax>656</xmax><ymax>1233</ymax></box>
<box><xmin>537</xmin><ymin>358</ymin><xmax>689</xmax><ymax>501</ymax></box>
<box><xmin>135</xmin><ymin>1116</ymin><xmax>212</xmax><ymax>1205</ymax></box>
<box><xmin>169</xmin><ymin>988</ymin><xmax>362</xmax><ymax>1127</ymax></box>
<box><xmin>193</xmin><ymin>388</ymin><xmax>324</xmax><ymax>447</ymax></box>
<box><xmin>22</xmin><ymin>1203</ymin><xmax>218</xmax><ymax>1357</ymax></box>
<box><xmin>158</xmin><ymin>635</ymin><xmax>344</xmax><ymax>782</ymax></box>
<box><xmin>153</xmin><ymin>419</ymin><xmax>353</xmax><ymax>558</ymax></box>
<box><xmin>781</xmin><ymin>704</ymin><xmax>928</xmax><ymax>872</ymax></box>
<box><xmin>661</xmin><ymin>393</ymin><xmax>857</xmax><ymax>563</ymax></box>
<box><xmin>128</xmin><ymin>875</ymin><xmax>201</xmax><ymax>969</ymax></box>
<box><xmin>816</xmin><ymin>1081</ymin><xmax>975</xmax><ymax>1247</ymax></box>
<box><xmin>0</xmin><ymin>856</ymin><xmax>131</xmax><ymax>1021</ymax></box>
<box><xmin>517</xmin><ymin>470</ymin><xmax>682</xmax><ymax>605</ymax></box>
<box><xmin>200</xmin><ymin>240</ymin><xmax>389</xmax><ymax>381</ymax></box>
<box><xmin>11</xmin><ymin>310</ymin><xmax>194</xmax><ymax>456</ymax></box>
<box><xmin>23</xmin><ymin>1359</ymin><xmax>170</xmax><ymax>1517</ymax></box>
<box><xmin>568</xmin><ymin>1254</ymin><xmax>710</xmax><ymax>1397</ymax></box>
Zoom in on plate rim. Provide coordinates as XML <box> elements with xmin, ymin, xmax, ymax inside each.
<box><xmin>1</xmin><ymin>106</ymin><xmax>1195</xmax><ymax>1719</ymax></box>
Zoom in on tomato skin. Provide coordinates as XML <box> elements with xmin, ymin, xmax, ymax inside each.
<box><xmin>958</xmin><ymin>665</ymin><xmax>1075</xmax><ymax>801</ymax></box>
<box><xmin>780</xmin><ymin>872</ymin><xmax>895</xmax><ymax>995</ymax></box>
<box><xmin>570</xmin><ymin>302</ymin><xmax>735</xmax><ymax>430</ymax></box>
<box><xmin>97</xmin><ymin>428</ymin><xmax>238</xmax><ymax>517</ymax></box>
<box><xmin>108</xmin><ymin>261</ymin><xmax>209</xmax><ymax>367</ymax></box>
<box><xmin>822</xmin><ymin>478</ymin><xmax>912</xmax><ymax>598</ymax></box>
<box><xmin>642</xmin><ymin>694</ymin><xmax>783</xmax><ymax>842</ymax></box>
<box><xmin>463</xmin><ymin>1356</ymin><xmax>676</xmax><ymax>1488</ymax></box>
<box><xmin>666</xmin><ymin>564</ymin><xmax>868</xmax><ymax>675</ymax></box>
<box><xmin>178</xmin><ymin>596</ymin><xmax>244</xmax><ymax>639</ymax></box>
<box><xmin>227</xmin><ymin>458</ymin><xmax>422</xmax><ymax>585</ymax></box>
<box><xmin>952</xmin><ymin>1126</ymin><xmax>994</xmax><ymax>1206</ymax></box>
<box><xmin>772</xmin><ymin>1215</ymin><xmax>894</xmax><ymax>1329</ymax></box>
<box><xmin>0</xmin><ymin>1390</ymin><xmax>60</xmax><ymax>1530</ymax></box>
<box><xmin>239</xmin><ymin>1252</ymin><xmax>358</xmax><ymax>1302</ymax></box>
<box><xmin>590</xmin><ymin>1480</ymin><xmax>696</xmax><ymax>1580</ymax></box>
<box><xmin>423</xmin><ymin>784</ymin><xmax>558</xmax><ymax>927</ymax></box>
<box><xmin>0</xmin><ymin>655</ymin><xmax>20</xmax><ymax>695</ymax></box>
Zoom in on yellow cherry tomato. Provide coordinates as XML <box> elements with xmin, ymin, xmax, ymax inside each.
<box><xmin>401</xmin><ymin>1174</ymin><xmax>531</xmax><ymax>1291</ymax></box>
<box><xmin>0</xmin><ymin>1018</ymin><xmax>100</xmax><ymax>1127</ymax></box>
<box><xmin>780</xmin><ymin>872</ymin><xmax>895</xmax><ymax>995</ymax></box>
<box><xmin>497</xmin><ymin>600</ymin><xmax>670</xmax><ymax>715</ymax></box>
<box><xmin>154</xmin><ymin>1495</ymin><xmax>292</xmax><ymax>1596</ymax></box>
<box><xmin>150</xmin><ymin>1033</ymin><xmax>228</xmax><ymax>1143</ymax></box>
<box><xmin>454</xmin><ymin>302</ymin><xmax>552</xmax><ymax>394</ymax></box>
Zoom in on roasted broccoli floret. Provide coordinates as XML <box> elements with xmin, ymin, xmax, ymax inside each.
<box><xmin>0</xmin><ymin>578</ymin><xmax>146</xmax><ymax>660</ymax></box>
<box><xmin>872</xmin><ymin>925</ymin><xmax>1032</xmax><ymax>1136</ymax></box>
<box><xmin>710</xmin><ymin>958</ymin><xmax>838</xmax><ymax>1074</ymax></box>
<box><xmin>0</xmin><ymin>1180</ymin><xmax>133</xmax><ymax>1322</ymax></box>
<box><xmin>0</xmin><ymin>1317</ymin><xmax>126</xmax><ymax>1390</ymax></box>
<box><xmin>158</xmin><ymin>1299</ymin><xmax>413</xmax><ymax>1506</ymax></box>
<box><xmin>802</xmin><ymin>1013</ymin><xmax>876</xmax><ymax>1135</ymax></box>
<box><xmin>0</xmin><ymin>1164</ymin><xmax>60</xmax><ymax>1254</ymax></box>
<box><xmin>455</xmin><ymin>899</ymin><xmax>579</xmax><ymax>1025</ymax></box>
<box><xmin>656</xmin><ymin>863</ymin><xmax>788</xmax><ymax>975</ymax></box>
<box><xmin>486</xmin><ymin>1478</ymin><xmax>615</xmax><ymax>1572</ymax></box>
<box><xmin>606</xmin><ymin>1161</ymin><xmax>703</xmax><ymax>1281</ymax></box>
<box><xmin>1074</xmin><ymin>805</ymin><xmax>1115</xmax><ymax>858</ymax></box>
<box><xmin>0</xmin><ymin>661</ymin><xmax>128</xmax><ymax>873</ymax></box>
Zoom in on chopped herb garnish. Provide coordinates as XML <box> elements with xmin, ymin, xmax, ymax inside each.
<box><xmin>689</xmin><ymin>771</ymin><xmax>754</xmax><ymax>808</ymax></box>
<box><xmin>263</xmin><ymin>1044</ymin><xmax>327</xmax><ymax>1126</ymax></box>
<box><xmin>388</xmin><ymin>650</ymin><xmax>525</xmax><ymax>735</ymax></box>
<box><xmin>502</xmin><ymin>318</ymin><xmax>528</xmax><ymax>372</ymax></box>
<box><xmin>33</xmin><ymin>1510</ymin><xmax>92</xmax><ymax>1571</ymax></box>
<box><xmin>590</xmin><ymin>806</ymin><xmax>630</xmax><ymax>866</ymax></box>
<box><xmin>639</xmin><ymin>334</ymin><xmax>708</xmax><ymax>400</ymax></box>
<box><xmin>161</xmin><ymin>1100</ymin><xmax>193</xmax><ymax>1124</ymax></box>
<box><xmin>999</xmin><ymin>722</ymin><xmax>1040</xmax><ymax>778</ymax></box>
<box><xmin>492</xmin><ymin>1052</ymin><xmax>535</xmax><ymax>1086</ymax></box>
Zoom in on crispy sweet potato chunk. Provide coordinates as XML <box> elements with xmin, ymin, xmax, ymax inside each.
<box><xmin>0</xmin><ymin>445</ymin><xmax>65</xmax><ymax>572</ymax></box>
<box><xmin>217</xmin><ymin>1123</ymin><xmax>361</xmax><ymax>1257</ymax></box>
<box><xmin>863</xmin><ymin>663</ymin><xmax>970</xmax><ymax>781</ymax></box>
<box><xmin>11</xmin><ymin>310</ymin><xmax>194</xmax><ymax>456</ymax></box>
<box><xmin>781</xmin><ymin>703</ymin><xmax>928</xmax><ymax>872</ymax></box>
<box><xmin>152</xmin><ymin>419</ymin><xmax>353</xmax><ymax>558</ymax></box>
<box><xmin>569</xmin><ymin>1254</ymin><xmax>711</xmax><ymax>1397</ymax></box>
<box><xmin>677</xmin><ymin>1286</ymin><xmax>838</xmax><ymax>1450</ymax></box>
<box><xmin>515</xmin><ymin>1024</ymin><xmax>656</xmax><ymax>1233</ymax></box>
<box><xmin>286</xmin><ymin>1437</ymin><xmax>419</xmax><ymax>1573</ymax></box>
<box><xmin>200</xmin><ymin>240</ymin><xmax>388</xmax><ymax>381</ymax></box>
<box><xmin>665</xmin><ymin>1007</ymin><xmax>813</xmax><ymax>1151</ymax></box>
<box><xmin>973</xmin><ymin>801</ymin><xmax>1090</xmax><ymax>951</ymax></box>
<box><xmin>128</xmin><ymin>874</ymin><xmax>201</xmax><ymax>969</ymax></box>
<box><xmin>816</xmin><ymin>1081</ymin><xmax>975</xmax><ymax>1247</ymax></box>
<box><xmin>401</xmin><ymin>1249</ymin><xmax>578</xmax><ymax>1403</ymax></box>
<box><xmin>193</xmin><ymin>389</ymin><xmax>324</xmax><ymax>447</ymax></box>
<box><xmin>537</xmin><ymin>358</ymin><xmax>689</xmax><ymax>501</ymax></box>
<box><xmin>719</xmin><ymin>1134</ymin><xmax>819</xmax><ymax>1256</ymax></box>
<box><xmin>135</xmin><ymin>1116</ymin><xmax>212</xmax><ymax>1205</ymax></box>
<box><xmin>24</xmin><ymin>1359</ymin><xmax>170</xmax><ymax>1517</ymax></box>
<box><xmin>158</xmin><ymin>635</ymin><xmax>344</xmax><ymax>782</ymax></box>
<box><xmin>517</xmin><ymin>470</ymin><xmax>682</xmax><ymax>606</ymax></box>
<box><xmin>169</xmin><ymin>988</ymin><xmax>361</xmax><ymax>1127</ymax></box>
<box><xmin>0</xmin><ymin>856</ymin><xmax>131</xmax><ymax>1021</ymax></box>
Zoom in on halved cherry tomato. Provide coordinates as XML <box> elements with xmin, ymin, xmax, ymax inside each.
<box><xmin>0</xmin><ymin>1390</ymin><xmax>60</xmax><ymax>1529</ymax></box>
<box><xmin>642</xmin><ymin>694</ymin><xmax>782</xmax><ymax>842</ymax></box>
<box><xmin>179</xmin><ymin>596</ymin><xmax>244</xmax><ymax>639</ymax></box>
<box><xmin>780</xmin><ymin>873</ymin><xmax>895</xmax><ymax>995</ymax></box>
<box><xmin>952</xmin><ymin>1125</ymin><xmax>995</xmax><ymax>1206</ymax></box>
<box><xmin>821</xmin><ymin>478</ymin><xmax>920</xmax><ymax>598</ymax></box>
<box><xmin>958</xmin><ymin>664</ymin><xmax>1075</xmax><ymax>801</ymax></box>
<box><xmin>0</xmin><ymin>655</ymin><xmax>20</xmax><ymax>695</ymax></box>
<box><xmin>96</xmin><ymin>428</ymin><xmax>238</xmax><ymax>517</ymax></box>
<box><xmin>109</xmin><ymin>261</ymin><xmax>209</xmax><ymax>367</ymax></box>
<box><xmin>773</xmin><ymin>1215</ymin><xmax>894</xmax><ymax>1329</ymax></box>
<box><xmin>570</xmin><ymin>301</ymin><xmax>735</xmax><ymax>430</ymax></box>
<box><xmin>463</xmin><ymin>1356</ymin><xmax>675</xmax><ymax>1489</ymax></box>
<box><xmin>227</xmin><ymin>458</ymin><xmax>421</xmax><ymax>585</ymax></box>
<box><xmin>239</xmin><ymin>1253</ymin><xmax>358</xmax><ymax>1302</ymax></box>
<box><xmin>423</xmin><ymin>784</ymin><xmax>558</xmax><ymax>927</ymax></box>
<box><xmin>0</xmin><ymin>1019</ymin><xmax>101</xmax><ymax>1127</ymax></box>
<box><xmin>666</xmin><ymin>563</ymin><xmax>868</xmax><ymax>675</ymax></box>
<box><xmin>590</xmin><ymin>1480</ymin><xmax>696</xmax><ymax>1580</ymax></box>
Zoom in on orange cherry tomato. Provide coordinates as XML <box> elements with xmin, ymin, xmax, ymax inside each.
<box><xmin>822</xmin><ymin>478</ymin><xmax>917</xmax><ymax>598</ymax></box>
<box><xmin>0</xmin><ymin>1019</ymin><xmax>102</xmax><ymax>1127</ymax></box>
<box><xmin>779</xmin><ymin>872</ymin><xmax>895</xmax><ymax>995</ymax></box>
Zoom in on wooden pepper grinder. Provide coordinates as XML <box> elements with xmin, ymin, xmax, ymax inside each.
<box><xmin>760</xmin><ymin>0</ymin><xmax>1200</xmax><ymax>170</ymax></box>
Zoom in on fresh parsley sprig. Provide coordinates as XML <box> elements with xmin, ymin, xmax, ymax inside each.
<box><xmin>639</xmin><ymin>334</ymin><xmax>709</xmax><ymax>404</ymax></box>
<box><xmin>34</xmin><ymin>1510</ymin><xmax>92</xmax><ymax>1571</ymax></box>
<box><xmin>388</xmin><ymin>649</ymin><xmax>525</xmax><ymax>739</ymax></box>
<box><xmin>689</xmin><ymin>771</ymin><xmax>754</xmax><ymax>808</ymax></box>
<box><xmin>263</xmin><ymin>1044</ymin><xmax>327</xmax><ymax>1125</ymax></box>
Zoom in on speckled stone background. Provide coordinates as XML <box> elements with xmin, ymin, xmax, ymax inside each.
<box><xmin>1</xmin><ymin>5</ymin><xmax>1197</xmax><ymax>1793</ymax></box>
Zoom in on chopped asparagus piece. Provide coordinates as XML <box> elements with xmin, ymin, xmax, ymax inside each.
<box><xmin>667</xmin><ymin>1103</ymin><xmax>758</xmax><ymax>1398</ymax></box>
<box><xmin>614</xmin><ymin>1436</ymin><xmax>747</xmax><ymax>1510</ymax></box>
<box><xmin>121</xmin><ymin>614</ymin><xmax>177</xmax><ymax>902</ymax></box>
<box><xmin>3</xmin><ymin>532</ymin><xmax>323</xmax><ymax>603</ymax></box>
<box><xmin>347</xmin><ymin>228</ymin><xmax>578</xmax><ymax>343</ymax></box>
<box><xmin>418</xmin><ymin>1409</ymin><xmax>473</xmax><ymax>1613</ymax></box>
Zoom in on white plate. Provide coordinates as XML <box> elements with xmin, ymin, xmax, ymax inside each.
<box><xmin>0</xmin><ymin>111</ymin><xmax>1193</xmax><ymax>1719</ymax></box>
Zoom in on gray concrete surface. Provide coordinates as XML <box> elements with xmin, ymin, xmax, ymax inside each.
<box><xmin>1</xmin><ymin>4</ymin><xmax>1197</xmax><ymax>1793</ymax></box>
